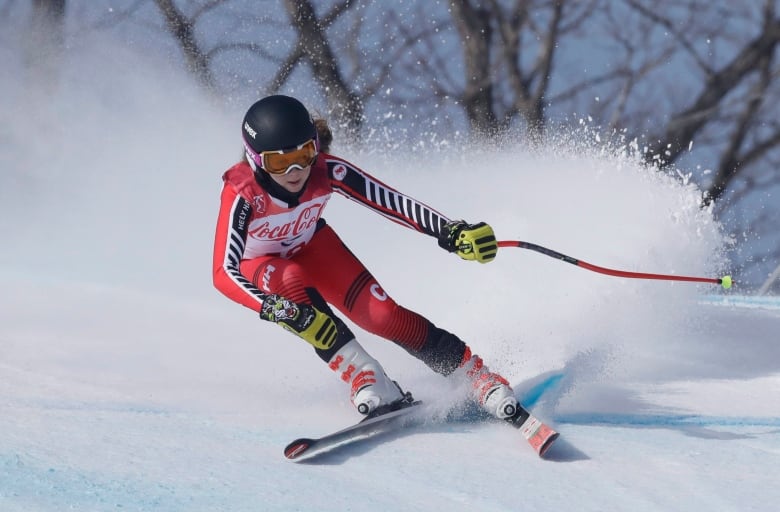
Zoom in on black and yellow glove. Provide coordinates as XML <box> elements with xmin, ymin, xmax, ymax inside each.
<box><xmin>259</xmin><ymin>294</ymin><xmax>338</xmax><ymax>350</ymax></box>
<box><xmin>438</xmin><ymin>220</ymin><xmax>498</xmax><ymax>263</ymax></box>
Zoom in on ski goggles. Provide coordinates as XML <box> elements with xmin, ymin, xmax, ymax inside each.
<box><xmin>244</xmin><ymin>138</ymin><xmax>318</xmax><ymax>175</ymax></box>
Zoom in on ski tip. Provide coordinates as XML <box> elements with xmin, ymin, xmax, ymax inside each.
<box><xmin>538</xmin><ymin>431</ymin><xmax>560</xmax><ymax>458</ymax></box>
<box><xmin>284</xmin><ymin>438</ymin><xmax>313</xmax><ymax>460</ymax></box>
<box><xmin>515</xmin><ymin>414</ymin><xmax>560</xmax><ymax>458</ymax></box>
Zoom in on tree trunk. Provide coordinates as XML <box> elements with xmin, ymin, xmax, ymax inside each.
<box><xmin>26</xmin><ymin>0</ymin><xmax>66</xmax><ymax>92</ymax></box>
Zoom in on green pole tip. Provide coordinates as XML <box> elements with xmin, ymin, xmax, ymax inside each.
<box><xmin>720</xmin><ymin>275</ymin><xmax>732</xmax><ymax>289</ymax></box>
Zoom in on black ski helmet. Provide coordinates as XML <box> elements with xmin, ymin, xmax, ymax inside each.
<box><xmin>242</xmin><ymin>95</ymin><xmax>317</xmax><ymax>158</ymax></box>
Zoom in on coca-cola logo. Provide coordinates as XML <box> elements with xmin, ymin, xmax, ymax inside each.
<box><xmin>248</xmin><ymin>203</ymin><xmax>324</xmax><ymax>241</ymax></box>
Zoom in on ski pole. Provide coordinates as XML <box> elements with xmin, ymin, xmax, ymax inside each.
<box><xmin>497</xmin><ymin>240</ymin><xmax>733</xmax><ymax>289</ymax></box>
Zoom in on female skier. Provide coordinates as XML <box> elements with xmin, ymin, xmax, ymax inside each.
<box><xmin>212</xmin><ymin>95</ymin><xmax>517</xmax><ymax>420</ymax></box>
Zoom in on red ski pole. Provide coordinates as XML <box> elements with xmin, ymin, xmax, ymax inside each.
<box><xmin>497</xmin><ymin>240</ymin><xmax>733</xmax><ymax>289</ymax></box>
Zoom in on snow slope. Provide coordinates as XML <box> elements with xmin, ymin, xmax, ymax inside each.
<box><xmin>2</xmin><ymin>36</ymin><xmax>779</xmax><ymax>512</ymax></box>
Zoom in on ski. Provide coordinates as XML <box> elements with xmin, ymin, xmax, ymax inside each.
<box><xmin>284</xmin><ymin>397</ymin><xmax>423</xmax><ymax>462</ymax></box>
<box><xmin>283</xmin><ymin>373</ymin><xmax>562</xmax><ymax>461</ymax></box>
<box><xmin>284</xmin><ymin>400</ymin><xmax>558</xmax><ymax>461</ymax></box>
<box><xmin>504</xmin><ymin>404</ymin><xmax>560</xmax><ymax>457</ymax></box>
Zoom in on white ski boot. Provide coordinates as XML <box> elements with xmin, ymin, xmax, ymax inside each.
<box><xmin>328</xmin><ymin>339</ymin><xmax>404</xmax><ymax>415</ymax></box>
<box><xmin>457</xmin><ymin>347</ymin><xmax>517</xmax><ymax>419</ymax></box>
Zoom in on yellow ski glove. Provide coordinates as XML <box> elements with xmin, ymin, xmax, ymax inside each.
<box><xmin>438</xmin><ymin>220</ymin><xmax>498</xmax><ymax>263</ymax></box>
<box><xmin>260</xmin><ymin>294</ymin><xmax>338</xmax><ymax>350</ymax></box>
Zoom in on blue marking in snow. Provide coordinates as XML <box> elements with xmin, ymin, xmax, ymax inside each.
<box><xmin>519</xmin><ymin>372</ymin><xmax>565</xmax><ymax>409</ymax></box>
<box><xmin>700</xmin><ymin>294</ymin><xmax>780</xmax><ymax>310</ymax></box>
<box><xmin>556</xmin><ymin>413</ymin><xmax>780</xmax><ymax>428</ymax></box>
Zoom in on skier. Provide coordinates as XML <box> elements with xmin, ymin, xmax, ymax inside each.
<box><xmin>212</xmin><ymin>95</ymin><xmax>517</xmax><ymax>420</ymax></box>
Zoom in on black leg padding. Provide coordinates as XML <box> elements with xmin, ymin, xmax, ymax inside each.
<box><xmin>412</xmin><ymin>323</ymin><xmax>467</xmax><ymax>376</ymax></box>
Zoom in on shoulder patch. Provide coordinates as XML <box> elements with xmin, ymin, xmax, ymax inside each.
<box><xmin>331</xmin><ymin>163</ymin><xmax>348</xmax><ymax>181</ymax></box>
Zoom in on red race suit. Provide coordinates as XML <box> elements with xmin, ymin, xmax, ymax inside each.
<box><xmin>212</xmin><ymin>153</ymin><xmax>467</xmax><ymax>371</ymax></box>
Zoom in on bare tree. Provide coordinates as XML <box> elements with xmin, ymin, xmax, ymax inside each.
<box><xmin>153</xmin><ymin>0</ymin><xmax>218</xmax><ymax>90</ymax></box>
<box><xmin>282</xmin><ymin>0</ymin><xmax>364</xmax><ymax>140</ymax></box>
<box><xmin>635</xmin><ymin>1</ymin><xmax>780</xmax><ymax>207</ymax></box>
<box><xmin>640</xmin><ymin>2</ymin><xmax>780</xmax><ymax>286</ymax></box>
<box><xmin>447</xmin><ymin>0</ymin><xmax>499</xmax><ymax>136</ymax></box>
<box><xmin>446</xmin><ymin>0</ymin><xmax>598</xmax><ymax>139</ymax></box>
<box><xmin>25</xmin><ymin>0</ymin><xmax>66</xmax><ymax>91</ymax></box>
<box><xmin>148</xmin><ymin>0</ymin><xmax>371</xmax><ymax>141</ymax></box>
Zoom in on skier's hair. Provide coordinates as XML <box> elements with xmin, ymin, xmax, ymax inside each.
<box><xmin>313</xmin><ymin>117</ymin><xmax>332</xmax><ymax>153</ymax></box>
<box><xmin>241</xmin><ymin>116</ymin><xmax>332</xmax><ymax>164</ymax></box>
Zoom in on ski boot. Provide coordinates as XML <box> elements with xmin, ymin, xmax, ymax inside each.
<box><xmin>457</xmin><ymin>347</ymin><xmax>518</xmax><ymax>419</ymax></box>
<box><xmin>328</xmin><ymin>339</ymin><xmax>407</xmax><ymax>415</ymax></box>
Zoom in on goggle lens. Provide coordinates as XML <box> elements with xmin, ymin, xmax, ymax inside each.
<box><xmin>256</xmin><ymin>139</ymin><xmax>318</xmax><ymax>175</ymax></box>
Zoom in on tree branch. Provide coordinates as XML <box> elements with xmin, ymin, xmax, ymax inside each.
<box><xmin>153</xmin><ymin>0</ymin><xmax>216</xmax><ymax>90</ymax></box>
